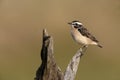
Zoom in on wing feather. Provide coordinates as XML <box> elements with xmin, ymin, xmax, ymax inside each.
<box><xmin>78</xmin><ymin>26</ymin><xmax>99</xmax><ymax>42</ymax></box>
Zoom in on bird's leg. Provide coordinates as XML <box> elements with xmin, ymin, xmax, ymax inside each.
<box><xmin>79</xmin><ymin>45</ymin><xmax>88</xmax><ymax>56</ymax></box>
<box><xmin>82</xmin><ymin>45</ymin><xmax>88</xmax><ymax>52</ymax></box>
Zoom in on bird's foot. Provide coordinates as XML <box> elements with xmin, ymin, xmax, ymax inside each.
<box><xmin>78</xmin><ymin>45</ymin><xmax>88</xmax><ymax>56</ymax></box>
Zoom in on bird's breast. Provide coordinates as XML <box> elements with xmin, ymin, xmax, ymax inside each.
<box><xmin>71</xmin><ymin>29</ymin><xmax>90</xmax><ymax>45</ymax></box>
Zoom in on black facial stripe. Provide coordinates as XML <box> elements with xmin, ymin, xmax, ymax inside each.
<box><xmin>73</xmin><ymin>23</ymin><xmax>79</xmax><ymax>26</ymax></box>
<box><xmin>74</xmin><ymin>26</ymin><xmax>78</xmax><ymax>28</ymax></box>
<box><xmin>79</xmin><ymin>25</ymin><xmax>82</xmax><ymax>27</ymax></box>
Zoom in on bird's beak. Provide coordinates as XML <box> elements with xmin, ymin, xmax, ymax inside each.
<box><xmin>68</xmin><ymin>22</ymin><xmax>72</xmax><ymax>25</ymax></box>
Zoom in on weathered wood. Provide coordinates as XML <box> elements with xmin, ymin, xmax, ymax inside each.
<box><xmin>35</xmin><ymin>29</ymin><xmax>83</xmax><ymax>80</ymax></box>
<box><xmin>35</xmin><ymin>29</ymin><xmax>63</xmax><ymax>80</ymax></box>
<box><xmin>64</xmin><ymin>50</ymin><xmax>82</xmax><ymax>80</ymax></box>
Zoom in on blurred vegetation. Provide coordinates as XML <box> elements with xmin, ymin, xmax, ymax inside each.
<box><xmin>0</xmin><ymin>0</ymin><xmax>120</xmax><ymax>80</ymax></box>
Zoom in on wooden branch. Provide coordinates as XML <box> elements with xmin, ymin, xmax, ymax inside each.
<box><xmin>35</xmin><ymin>29</ymin><xmax>63</xmax><ymax>80</ymax></box>
<box><xmin>35</xmin><ymin>29</ymin><xmax>83</xmax><ymax>80</ymax></box>
<box><xmin>64</xmin><ymin>50</ymin><xmax>82</xmax><ymax>80</ymax></box>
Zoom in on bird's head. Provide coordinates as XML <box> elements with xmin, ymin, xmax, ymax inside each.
<box><xmin>68</xmin><ymin>20</ymin><xmax>82</xmax><ymax>28</ymax></box>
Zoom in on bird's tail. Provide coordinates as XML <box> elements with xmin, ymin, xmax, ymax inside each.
<box><xmin>97</xmin><ymin>44</ymin><xmax>103</xmax><ymax>48</ymax></box>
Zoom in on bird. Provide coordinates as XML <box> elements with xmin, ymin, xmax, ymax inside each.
<box><xmin>68</xmin><ymin>20</ymin><xmax>102</xmax><ymax>52</ymax></box>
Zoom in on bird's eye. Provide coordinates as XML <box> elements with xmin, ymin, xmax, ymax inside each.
<box><xmin>73</xmin><ymin>23</ymin><xmax>78</xmax><ymax>26</ymax></box>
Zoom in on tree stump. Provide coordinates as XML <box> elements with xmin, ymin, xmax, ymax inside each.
<box><xmin>35</xmin><ymin>29</ymin><xmax>83</xmax><ymax>80</ymax></box>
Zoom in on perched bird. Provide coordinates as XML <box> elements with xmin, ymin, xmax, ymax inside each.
<box><xmin>68</xmin><ymin>20</ymin><xmax>102</xmax><ymax>51</ymax></box>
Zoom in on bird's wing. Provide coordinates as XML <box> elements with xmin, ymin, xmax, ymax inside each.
<box><xmin>78</xmin><ymin>26</ymin><xmax>99</xmax><ymax>42</ymax></box>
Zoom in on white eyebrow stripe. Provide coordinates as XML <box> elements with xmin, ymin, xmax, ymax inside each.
<box><xmin>75</xmin><ymin>22</ymin><xmax>83</xmax><ymax>25</ymax></box>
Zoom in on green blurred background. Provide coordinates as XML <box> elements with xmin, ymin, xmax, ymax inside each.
<box><xmin>0</xmin><ymin>0</ymin><xmax>120</xmax><ymax>80</ymax></box>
